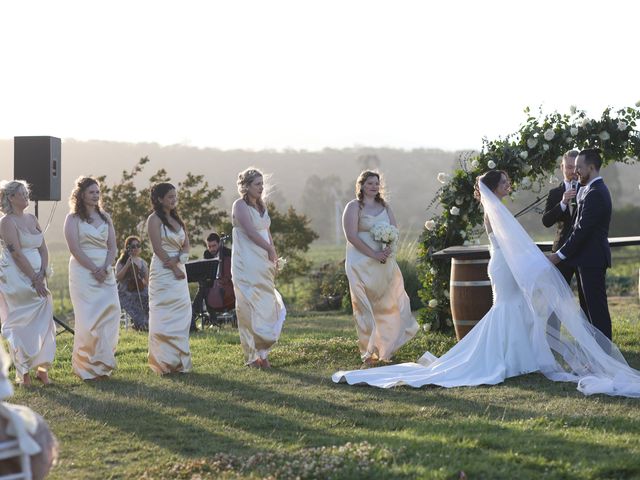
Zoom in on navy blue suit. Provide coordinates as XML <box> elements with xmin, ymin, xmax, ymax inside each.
<box><xmin>558</xmin><ymin>178</ymin><xmax>612</xmax><ymax>339</ymax></box>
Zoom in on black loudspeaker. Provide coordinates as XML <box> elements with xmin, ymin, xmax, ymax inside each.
<box><xmin>13</xmin><ymin>136</ymin><xmax>62</xmax><ymax>201</ymax></box>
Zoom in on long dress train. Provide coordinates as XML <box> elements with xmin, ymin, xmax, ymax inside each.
<box><xmin>231</xmin><ymin>206</ymin><xmax>286</xmax><ymax>364</ymax></box>
<box><xmin>333</xmin><ymin>233</ymin><xmax>540</xmax><ymax>387</ymax></box>
<box><xmin>346</xmin><ymin>209</ymin><xmax>418</xmax><ymax>362</ymax></box>
<box><xmin>333</xmin><ymin>182</ymin><xmax>640</xmax><ymax>397</ymax></box>
<box><xmin>0</xmin><ymin>230</ymin><xmax>56</xmax><ymax>382</ymax></box>
<box><xmin>148</xmin><ymin>226</ymin><xmax>192</xmax><ymax>374</ymax></box>
<box><xmin>69</xmin><ymin>221</ymin><xmax>120</xmax><ymax>380</ymax></box>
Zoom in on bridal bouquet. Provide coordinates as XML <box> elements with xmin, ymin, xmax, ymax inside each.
<box><xmin>370</xmin><ymin>222</ymin><xmax>399</xmax><ymax>254</ymax></box>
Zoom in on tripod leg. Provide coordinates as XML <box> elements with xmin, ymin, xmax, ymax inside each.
<box><xmin>53</xmin><ymin>315</ymin><xmax>74</xmax><ymax>335</ymax></box>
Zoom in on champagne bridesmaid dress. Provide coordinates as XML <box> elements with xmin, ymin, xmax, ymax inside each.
<box><xmin>345</xmin><ymin>209</ymin><xmax>418</xmax><ymax>362</ymax></box>
<box><xmin>0</xmin><ymin>229</ymin><xmax>56</xmax><ymax>382</ymax></box>
<box><xmin>148</xmin><ymin>226</ymin><xmax>192</xmax><ymax>374</ymax></box>
<box><xmin>69</xmin><ymin>220</ymin><xmax>121</xmax><ymax>380</ymax></box>
<box><xmin>231</xmin><ymin>206</ymin><xmax>286</xmax><ymax>365</ymax></box>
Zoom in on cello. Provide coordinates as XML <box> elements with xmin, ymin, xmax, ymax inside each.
<box><xmin>206</xmin><ymin>234</ymin><xmax>235</xmax><ymax>311</ymax></box>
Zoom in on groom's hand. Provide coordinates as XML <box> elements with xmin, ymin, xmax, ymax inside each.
<box><xmin>548</xmin><ymin>253</ymin><xmax>561</xmax><ymax>265</ymax></box>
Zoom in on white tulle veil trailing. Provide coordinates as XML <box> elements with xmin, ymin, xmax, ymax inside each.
<box><xmin>479</xmin><ymin>180</ymin><xmax>640</xmax><ymax>397</ymax></box>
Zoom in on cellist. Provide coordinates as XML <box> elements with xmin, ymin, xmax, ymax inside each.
<box><xmin>189</xmin><ymin>232</ymin><xmax>232</xmax><ymax>332</ymax></box>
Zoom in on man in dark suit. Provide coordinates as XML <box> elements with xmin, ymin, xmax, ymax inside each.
<box><xmin>549</xmin><ymin>148</ymin><xmax>612</xmax><ymax>340</ymax></box>
<box><xmin>190</xmin><ymin>232</ymin><xmax>232</xmax><ymax>332</ymax></box>
<box><xmin>542</xmin><ymin>150</ymin><xmax>580</xmax><ymax>284</ymax></box>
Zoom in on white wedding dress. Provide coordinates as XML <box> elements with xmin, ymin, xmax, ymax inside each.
<box><xmin>333</xmin><ymin>182</ymin><xmax>640</xmax><ymax>397</ymax></box>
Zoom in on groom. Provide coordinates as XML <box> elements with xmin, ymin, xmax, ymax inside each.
<box><xmin>549</xmin><ymin>148</ymin><xmax>612</xmax><ymax>340</ymax></box>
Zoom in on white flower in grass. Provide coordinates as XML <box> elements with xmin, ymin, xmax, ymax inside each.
<box><xmin>445</xmin><ymin>318</ymin><xmax>453</xmax><ymax>327</ymax></box>
<box><xmin>581</xmin><ymin>118</ymin><xmax>590</xmax><ymax>128</ymax></box>
<box><xmin>570</xmin><ymin>127</ymin><xmax>579</xmax><ymax>136</ymax></box>
<box><xmin>487</xmin><ymin>160</ymin><xmax>496</xmax><ymax>169</ymax></box>
<box><xmin>599</xmin><ymin>131</ymin><xmax>610</xmax><ymax>141</ymax></box>
<box><xmin>455</xmin><ymin>197</ymin><xmax>463</xmax><ymax>206</ymax></box>
<box><xmin>428</xmin><ymin>299</ymin><xmax>438</xmax><ymax>308</ymax></box>
<box><xmin>527</xmin><ymin>138</ymin><xmax>538</xmax><ymax>149</ymax></box>
<box><xmin>617</xmin><ymin>120</ymin><xmax>628</xmax><ymax>131</ymax></box>
<box><xmin>521</xmin><ymin>177</ymin><xmax>531</xmax><ymax>188</ymax></box>
<box><xmin>462</xmin><ymin>214</ymin><xmax>468</xmax><ymax>222</ymax></box>
<box><xmin>450</xmin><ymin>206</ymin><xmax>460</xmax><ymax>216</ymax></box>
<box><xmin>443</xmin><ymin>290</ymin><xmax>450</xmax><ymax>298</ymax></box>
<box><xmin>430</xmin><ymin>267</ymin><xmax>437</xmax><ymax>274</ymax></box>
<box><xmin>459</xmin><ymin>230</ymin><xmax>466</xmax><ymax>238</ymax></box>
<box><xmin>519</xmin><ymin>151</ymin><xmax>528</xmax><ymax>160</ymax></box>
<box><xmin>566</xmin><ymin>137</ymin><xmax>574</xmax><ymax>144</ymax></box>
<box><xmin>424</xmin><ymin>219</ymin><xmax>436</xmax><ymax>231</ymax></box>
<box><xmin>543</xmin><ymin>143</ymin><xmax>549</xmax><ymax>151</ymax></box>
<box><xmin>423</xmin><ymin>323</ymin><xmax>432</xmax><ymax>332</ymax></box>
<box><xmin>471</xmin><ymin>159</ymin><xmax>480</xmax><ymax>169</ymax></box>
<box><xmin>437</xmin><ymin>172</ymin><xmax>450</xmax><ymax>184</ymax></box>
<box><xmin>522</xmin><ymin>164</ymin><xmax>532</xmax><ymax>173</ymax></box>
<box><xmin>570</xmin><ymin>105</ymin><xmax>577</xmax><ymax>114</ymax></box>
<box><xmin>543</xmin><ymin>129</ymin><xmax>555</xmax><ymax>141</ymax></box>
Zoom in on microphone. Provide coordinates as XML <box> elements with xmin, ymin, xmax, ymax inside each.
<box><xmin>570</xmin><ymin>180</ymin><xmax>578</xmax><ymax>208</ymax></box>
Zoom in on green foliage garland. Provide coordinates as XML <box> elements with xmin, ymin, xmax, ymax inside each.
<box><xmin>418</xmin><ymin>104</ymin><xmax>640</xmax><ymax>332</ymax></box>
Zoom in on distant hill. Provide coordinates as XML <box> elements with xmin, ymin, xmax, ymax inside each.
<box><xmin>2</xmin><ymin>138</ymin><xmax>638</xmax><ymax>251</ymax></box>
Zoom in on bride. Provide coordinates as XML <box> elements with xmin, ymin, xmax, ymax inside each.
<box><xmin>333</xmin><ymin>170</ymin><xmax>640</xmax><ymax>397</ymax></box>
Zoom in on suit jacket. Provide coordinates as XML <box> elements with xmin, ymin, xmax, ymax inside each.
<box><xmin>542</xmin><ymin>182</ymin><xmax>574</xmax><ymax>252</ymax></box>
<box><xmin>558</xmin><ymin>178</ymin><xmax>611</xmax><ymax>268</ymax></box>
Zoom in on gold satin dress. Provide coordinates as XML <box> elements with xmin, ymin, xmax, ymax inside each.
<box><xmin>0</xmin><ymin>230</ymin><xmax>56</xmax><ymax>381</ymax></box>
<box><xmin>346</xmin><ymin>209</ymin><xmax>418</xmax><ymax>362</ymax></box>
<box><xmin>69</xmin><ymin>220</ymin><xmax>121</xmax><ymax>380</ymax></box>
<box><xmin>148</xmin><ymin>226</ymin><xmax>192</xmax><ymax>374</ymax></box>
<box><xmin>231</xmin><ymin>207</ymin><xmax>286</xmax><ymax>364</ymax></box>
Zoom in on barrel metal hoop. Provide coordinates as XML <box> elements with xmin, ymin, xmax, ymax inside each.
<box><xmin>450</xmin><ymin>280</ymin><xmax>491</xmax><ymax>286</ymax></box>
<box><xmin>452</xmin><ymin>259</ymin><xmax>490</xmax><ymax>264</ymax></box>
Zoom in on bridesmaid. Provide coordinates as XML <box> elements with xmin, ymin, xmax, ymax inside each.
<box><xmin>342</xmin><ymin>170</ymin><xmax>418</xmax><ymax>367</ymax></box>
<box><xmin>64</xmin><ymin>176</ymin><xmax>120</xmax><ymax>381</ymax></box>
<box><xmin>0</xmin><ymin>180</ymin><xmax>56</xmax><ymax>385</ymax></box>
<box><xmin>146</xmin><ymin>182</ymin><xmax>192</xmax><ymax>374</ymax></box>
<box><xmin>231</xmin><ymin>168</ymin><xmax>286</xmax><ymax>368</ymax></box>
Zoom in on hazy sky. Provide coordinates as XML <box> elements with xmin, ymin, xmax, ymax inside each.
<box><xmin>1</xmin><ymin>0</ymin><xmax>638</xmax><ymax>152</ymax></box>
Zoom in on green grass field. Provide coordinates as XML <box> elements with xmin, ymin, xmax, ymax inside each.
<box><xmin>8</xmin><ymin>297</ymin><xmax>640</xmax><ymax>479</ymax></box>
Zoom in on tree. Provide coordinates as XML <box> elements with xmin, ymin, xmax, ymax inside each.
<box><xmin>98</xmin><ymin>157</ymin><xmax>227</xmax><ymax>251</ymax></box>
<box><xmin>268</xmin><ymin>204</ymin><xmax>319</xmax><ymax>284</ymax></box>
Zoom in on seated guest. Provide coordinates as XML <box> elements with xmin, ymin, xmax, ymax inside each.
<box><xmin>190</xmin><ymin>232</ymin><xmax>232</xmax><ymax>332</ymax></box>
<box><xmin>115</xmin><ymin>236</ymin><xmax>149</xmax><ymax>331</ymax></box>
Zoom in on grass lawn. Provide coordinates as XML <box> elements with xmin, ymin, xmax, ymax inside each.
<box><xmin>8</xmin><ymin>297</ymin><xmax>640</xmax><ymax>479</ymax></box>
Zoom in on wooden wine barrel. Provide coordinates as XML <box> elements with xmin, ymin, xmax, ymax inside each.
<box><xmin>450</xmin><ymin>255</ymin><xmax>493</xmax><ymax>340</ymax></box>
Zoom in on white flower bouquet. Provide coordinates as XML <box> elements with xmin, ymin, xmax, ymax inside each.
<box><xmin>370</xmin><ymin>222</ymin><xmax>399</xmax><ymax>254</ymax></box>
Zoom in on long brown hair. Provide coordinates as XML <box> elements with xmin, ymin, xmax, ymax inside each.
<box><xmin>355</xmin><ymin>170</ymin><xmax>387</xmax><ymax>208</ymax></box>
<box><xmin>150</xmin><ymin>182</ymin><xmax>185</xmax><ymax>232</ymax></box>
<box><xmin>69</xmin><ymin>176</ymin><xmax>108</xmax><ymax>223</ymax></box>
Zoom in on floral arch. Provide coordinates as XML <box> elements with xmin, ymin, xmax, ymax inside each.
<box><xmin>418</xmin><ymin>104</ymin><xmax>640</xmax><ymax>332</ymax></box>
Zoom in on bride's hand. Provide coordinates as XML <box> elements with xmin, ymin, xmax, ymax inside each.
<box><xmin>267</xmin><ymin>246</ymin><xmax>278</xmax><ymax>263</ymax></box>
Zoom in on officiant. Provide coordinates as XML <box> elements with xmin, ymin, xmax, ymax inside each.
<box><xmin>542</xmin><ymin>149</ymin><xmax>580</xmax><ymax>285</ymax></box>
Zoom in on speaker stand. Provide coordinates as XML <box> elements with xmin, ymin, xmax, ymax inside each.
<box><xmin>34</xmin><ymin>199</ymin><xmax>74</xmax><ymax>335</ymax></box>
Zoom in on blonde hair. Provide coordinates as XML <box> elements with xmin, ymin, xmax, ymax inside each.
<box><xmin>237</xmin><ymin>167</ymin><xmax>265</xmax><ymax>213</ymax></box>
<box><xmin>0</xmin><ymin>180</ymin><xmax>30</xmax><ymax>214</ymax></box>
<box><xmin>355</xmin><ymin>170</ymin><xmax>386</xmax><ymax>208</ymax></box>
